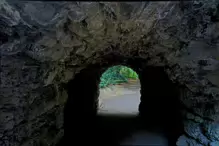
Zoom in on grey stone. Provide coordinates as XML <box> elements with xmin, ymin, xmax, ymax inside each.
<box><xmin>186</xmin><ymin>112</ymin><xmax>204</xmax><ymax>123</ymax></box>
<box><xmin>177</xmin><ymin>135</ymin><xmax>204</xmax><ymax>146</ymax></box>
<box><xmin>203</xmin><ymin>122</ymin><xmax>219</xmax><ymax>141</ymax></box>
<box><xmin>0</xmin><ymin>0</ymin><xmax>219</xmax><ymax>146</ymax></box>
<box><xmin>184</xmin><ymin>121</ymin><xmax>210</xmax><ymax>145</ymax></box>
<box><xmin>177</xmin><ymin>135</ymin><xmax>189</xmax><ymax>146</ymax></box>
<box><xmin>210</xmin><ymin>141</ymin><xmax>219</xmax><ymax>146</ymax></box>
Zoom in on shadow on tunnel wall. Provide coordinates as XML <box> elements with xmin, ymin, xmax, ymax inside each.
<box><xmin>58</xmin><ymin>61</ymin><xmax>184</xmax><ymax>146</ymax></box>
<box><xmin>138</xmin><ymin>66</ymin><xmax>184</xmax><ymax>146</ymax></box>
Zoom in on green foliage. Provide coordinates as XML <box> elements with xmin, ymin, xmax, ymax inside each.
<box><xmin>120</xmin><ymin>67</ymin><xmax>138</xmax><ymax>79</ymax></box>
<box><xmin>99</xmin><ymin>65</ymin><xmax>139</xmax><ymax>88</ymax></box>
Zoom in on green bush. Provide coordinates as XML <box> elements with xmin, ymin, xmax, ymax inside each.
<box><xmin>99</xmin><ymin>65</ymin><xmax>139</xmax><ymax>88</ymax></box>
<box><xmin>120</xmin><ymin>67</ymin><xmax>138</xmax><ymax>79</ymax></box>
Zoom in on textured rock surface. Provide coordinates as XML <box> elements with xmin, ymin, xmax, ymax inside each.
<box><xmin>210</xmin><ymin>141</ymin><xmax>219</xmax><ymax>146</ymax></box>
<box><xmin>1</xmin><ymin>0</ymin><xmax>219</xmax><ymax>146</ymax></box>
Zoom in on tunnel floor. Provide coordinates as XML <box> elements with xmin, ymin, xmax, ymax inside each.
<box><xmin>95</xmin><ymin>114</ymin><xmax>170</xmax><ymax>146</ymax></box>
<box><xmin>59</xmin><ymin>114</ymin><xmax>176</xmax><ymax>146</ymax></box>
<box><xmin>96</xmin><ymin>81</ymin><xmax>171</xmax><ymax>146</ymax></box>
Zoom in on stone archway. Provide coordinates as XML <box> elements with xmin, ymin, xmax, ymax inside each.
<box><xmin>1</xmin><ymin>1</ymin><xmax>219</xmax><ymax>146</ymax></box>
<box><xmin>63</xmin><ymin>56</ymin><xmax>184</xmax><ymax>146</ymax></box>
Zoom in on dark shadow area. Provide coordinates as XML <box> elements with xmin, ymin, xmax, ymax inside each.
<box><xmin>95</xmin><ymin>114</ymin><xmax>169</xmax><ymax>146</ymax></box>
<box><xmin>59</xmin><ymin>63</ymin><xmax>183</xmax><ymax>146</ymax></box>
<box><xmin>139</xmin><ymin>67</ymin><xmax>184</xmax><ymax>146</ymax></box>
<box><xmin>59</xmin><ymin>114</ymin><xmax>179</xmax><ymax>146</ymax></box>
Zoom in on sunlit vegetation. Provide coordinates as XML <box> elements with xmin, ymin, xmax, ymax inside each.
<box><xmin>99</xmin><ymin>65</ymin><xmax>139</xmax><ymax>88</ymax></box>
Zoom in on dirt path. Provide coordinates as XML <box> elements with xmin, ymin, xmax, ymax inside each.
<box><xmin>99</xmin><ymin>79</ymin><xmax>140</xmax><ymax>99</ymax></box>
<box><xmin>98</xmin><ymin>79</ymin><xmax>141</xmax><ymax>114</ymax></box>
<box><xmin>97</xmin><ymin>80</ymin><xmax>170</xmax><ymax>146</ymax></box>
<box><xmin>98</xmin><ymin>93</ymin><xmax>140</xmax><ymax>114</ymax></box>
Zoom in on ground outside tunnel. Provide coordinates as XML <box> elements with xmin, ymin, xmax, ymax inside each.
<box><xmin>61</xmin><ymin>66</ymin><xmax>184</xmax><ymax>146</ymax></box>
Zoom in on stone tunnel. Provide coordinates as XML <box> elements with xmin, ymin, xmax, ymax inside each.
<box><xmin>1</xmin><ymin>1</ymin><xmax>219</xmax><ymax>146</ymax></box>
<box><xmin>64</xmin><ymin>59</ymin><xmax>183</xmax><ymax>146</ymax></box>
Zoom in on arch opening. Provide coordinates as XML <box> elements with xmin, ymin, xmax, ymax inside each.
<box><xmin>98</xmin><ymin>65</ymin><xmax>140</xmax><ymax>115</ymax></box>
<box><xmin>63</xmin><ymin>59</ymin><xmax>184</xmax><ymax>146</ymax></box>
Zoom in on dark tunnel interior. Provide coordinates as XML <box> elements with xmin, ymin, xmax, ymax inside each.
<box><xmin>58</xmin><ymin>64</ymin><xmax>184</xmax><ymax>146</ymax></box>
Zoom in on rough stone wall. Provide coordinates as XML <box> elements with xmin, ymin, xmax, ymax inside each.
<box><xmin>1</xmin><ymin>0</ymin><xmax>219</xmax><ymax>146</ymax></box>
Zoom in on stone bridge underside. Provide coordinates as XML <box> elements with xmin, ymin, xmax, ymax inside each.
<box><xmin>1</xmin><ymin>1</ymin><xmax>219</xmax><ymax>146</ymax></box>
